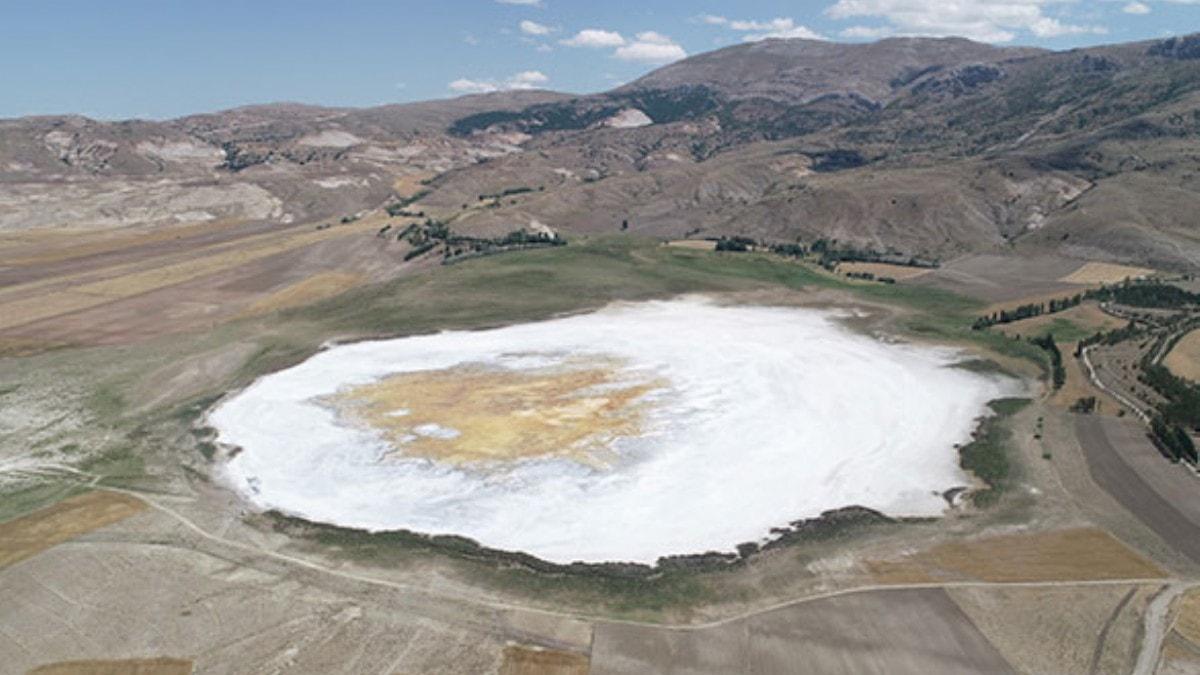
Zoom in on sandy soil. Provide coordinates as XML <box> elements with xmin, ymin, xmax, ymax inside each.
<box><xmin>1164</xmin><ymin>329</ymin><xmax>1200</xmax><ymax>382</ymax></box>
<box><xmin>0</xmin><ymin>491</ymin><xmax>145</xmax><ymax>568</ymax></box>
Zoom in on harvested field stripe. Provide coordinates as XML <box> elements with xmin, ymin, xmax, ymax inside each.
<box><xmin>27</xmin><ymin>657</ymin><xmax>193</xmax><ymax>675</ymax></box>
<box><xmin>0</xmin><ymin>218</ymin><xmax>389</xmax><ymax>331</ymax></box>
<box><xmin>0</xmin><ymin>490</ymin><xmax>145</xmax><ymax>569</ymax></box>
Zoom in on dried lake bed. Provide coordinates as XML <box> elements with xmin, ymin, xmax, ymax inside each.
<box><xmin>210</xmin><ymin>297</ymin><xmax>1017</xmax><ymax>564</ymax></box>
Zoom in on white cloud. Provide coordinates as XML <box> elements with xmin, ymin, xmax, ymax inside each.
<box><xmin>519</xmin><ymin>19</ymin><xmax>552</xmax><ymax>35</ymax></box>
<box><xmin>508</xmin><ymin>70</ymin><xmax>549</xmax><ymax>88</ymax></box>
<box><xmin>1122</xmin><ymin>1</ymin><xmax>1151</xmax><ymax>13</ymax></box>
<box><xmin>614</xmin><ymin>31</ymin><xmax>687</xmax><ymax>63</ymax></box>
<box><xmin>560</xmin><ymin>28</ymin><xmax>626</xmax><ymax>47</ymax></box>
<box><xmin>701</xmin><ymin>16</ymin><xmax>824</xmax><ymax>42</ymax></box>
<box><xmin>825</xmin><ymin>0</ymin><xmax>1106</xmax><ymax>43</ymax></box>
<box><xmin>496</xmin><ymin>0</ymin><xmax>542</xmax><ymax>6</ymax></box>
<box><xmin>840</xmin><ymin>25</ymin><xmax>895</xmax><ymax>39</ymax></box>
<box><xmin>448</xmin><ymin>70</ymin><xmax>549</xmax><ymax>94</ymax></box>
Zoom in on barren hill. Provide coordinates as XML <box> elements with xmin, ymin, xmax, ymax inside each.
<box><xmin>2</xmin><ymin>34</ymin><xmax>1198</xmax><ymax>269</ymax></box>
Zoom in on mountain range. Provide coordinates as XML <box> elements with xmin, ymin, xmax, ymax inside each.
<box><xmin>3</xmin><ymin>33</ymin><xmax>1198</xmax><ymax>269</ymax></box>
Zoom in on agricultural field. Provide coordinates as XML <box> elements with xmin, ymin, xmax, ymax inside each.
<box><xmin>1164</xmin><ymin>329</ymin><xmax>1200</xmax><ymax>382</ymax></box>
<box><xmin>1</xmin><ymin>233</ymin><xmax>1197</xmax><ymax>673</ymax></box>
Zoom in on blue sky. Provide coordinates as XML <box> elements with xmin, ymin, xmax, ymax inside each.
<box><xmin>1</xmin><ymin>0</ymin><xmax>1196</xmax><ymax>119</ymax></box>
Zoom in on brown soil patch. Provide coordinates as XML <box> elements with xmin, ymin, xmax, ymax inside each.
<box><xmin>868</xmin><ymin>528</ymin><xmax>1165</xmax><ymax>583</ymax></box>
<box><xmin>335</xmin><ymin>358</ymin><xmax>664</xmax><ymax>465</ymax></box>
<box><xmin>1164</xmin><ymin>329</ymin><xmax>1200</xmax><ymax>383</ymax></box>
<box><xmin>838</xmin><ymin>262</ymin><xmax>932</xmax><ymax>281</ymax></box>
<box><xmin>27</xmin><ymin>658</ymin><xmax>192</xmax><ymax>675</ymax></box>
<box><xmin>665</xmin><ymin>239</ymin><xmax>716</xmax><ymax>250</ymax></box>
<box><xmin>1060</xmin><ymin>262</ymin><xmax>1154</xmax><ymax>285</ymax></box>
<box><xmin>0</xmin><ymin>491</ymin><xmax>146</xmax><ymax>569</ymax></box>
<box><xmin>499</xmin><ymin>646</ymin><xmax>588</xmax><ymax>675</ymax></box>
<box><xmin>241</xmin><ymin>271</ymin><xmax>362</xmax><ymax>316</ymax></box>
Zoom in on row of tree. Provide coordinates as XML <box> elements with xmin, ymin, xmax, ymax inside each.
<box><xmin>972</xmin><ymin>294</ymin><xmax>1085</xmax><ymax>330</ymax></box>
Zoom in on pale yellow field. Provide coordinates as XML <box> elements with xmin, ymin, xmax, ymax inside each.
<box><xmin>838</xmin><ymin>261</ymin><xmax>933</xmax><ymax>280</ymax></box>
<box><xmin>1060</xmin><ymin>261</ymin><xmax>1153</xmax><ymax>285</ymax></box>
<box><xmin>336</xmin><ymin>359</ymin><xmax>663</xmax><ymax>466</ymax></box>
<box><xmin>28</xmin><ymin>658</ymin><xmax>192</xmax><ymax>675</ymax></box>
<box><xmin>0</xmin><ymin>491</ymin><xmax>145</xmax><ymax>569</ymax></box>
<box><xmin>868</xmin><ymin>528</ymin><xmax>1165</xmax><ymax>583</ymax></box>
<box><xmin>242</xmin><ymin>272</ymin><xmax>363</xmax><ymax>316</ymax></box>
<box><xmin>666</xmin><ymin>239</ymin><xmax>717</xmax><ymax>250</ymax></box>
<box><xmin>1164</xmin><ymin>329</ymin><xmax>1200</xmax><ymax>382</ymax></box>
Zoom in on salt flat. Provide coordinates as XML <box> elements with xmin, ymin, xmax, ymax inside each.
<box><xmin>210</xmin><ymin>297</ymin><xmax>1015</xmax><ymax>564</ymax></box>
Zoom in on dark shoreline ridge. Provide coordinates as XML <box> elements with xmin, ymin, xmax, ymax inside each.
<box><xmin>263</xmin><ymin>505</ymin><xmax>904</xmax><ymax>579</ymax></box>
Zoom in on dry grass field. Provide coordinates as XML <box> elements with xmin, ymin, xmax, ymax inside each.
<box><xmin>28</xmin><ymin>658</ymin><xmax>193</xmax><ymax>675</ymax></box>
<box><xmin>1060</xmin><ymin>261</ymin><xmax>1154</xmax><ymax>285</ymax></box>
<box><xmin>868</xmin><ymin>528</ymin><xmax>1165</xmax><ymax>583</ymax></box>
<box><xmin>838</xmin><ymin>261</ymin><xmax>933</xmax><ymax>280</ymax></box>
<box><xmin>499</xmin><ymin>646</ymin><xmax>589</xmax><ymax>675</ymax></box>
<box><xmin>241</xmin><ymin>271</ymin><xmax>363</xmax><ymax>316</ymax></box>
<box><xmin>1164</xmin><ymin>329</ymin><xmax>1200</xmax><ymax>382</ymax></box>
<box><xmin>0</xmin><ymin>491</ymin><xmax>145</xmax><ymax>569</ymax></box>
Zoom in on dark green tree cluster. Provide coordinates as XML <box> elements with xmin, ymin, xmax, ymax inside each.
<box><xmin>1150</xmin><ymin>415</ymin><xmax>1198</xmax><ymax>464</ymax></box>
<box><xmin>1086</xmin><ymin>280</ymin><xmax>1200</xmax><ymax>309</ymax></box>
<box><xmin>715</xmin><ymin>236</ymin><xmax>755</xmax><ymax>252</ymax></box>
<box><xmin>768</xmin><ymin>242</ymin><xmax>805</xmax><ymax>257</ymax></box>
<box><xmin>1030</xmin><ymin>334</ymin><xmax>1066</xmax><ymax>390</ymax></box>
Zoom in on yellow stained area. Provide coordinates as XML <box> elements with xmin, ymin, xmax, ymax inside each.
<box><xmin>335</xmin><ymin>361</ymin><xmax>663</xmax><ymax>465</ymax></box>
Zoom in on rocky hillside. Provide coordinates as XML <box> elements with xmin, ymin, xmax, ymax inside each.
<box><xmin>1</xmin><ymin>34</ymin><xmax>1197</xmax><ymax>269</ymax></box>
